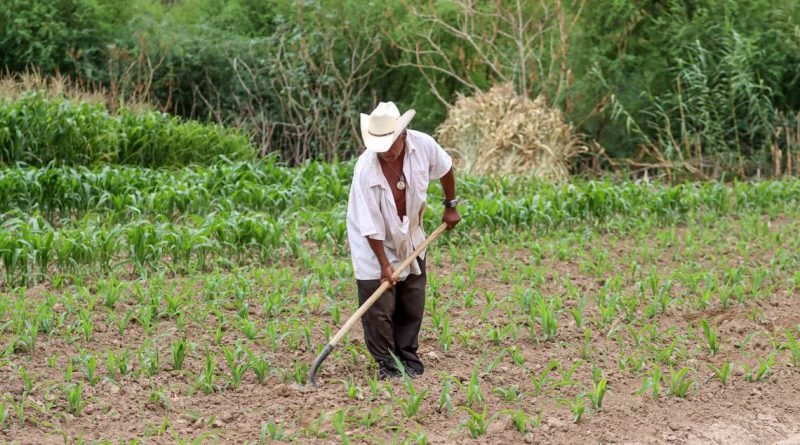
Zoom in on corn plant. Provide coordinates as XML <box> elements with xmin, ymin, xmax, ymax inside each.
<box><xmin>700</xmin><ymin>319</ymin><xmax>719</xmax><ymax>355</ymax></box>
<box><xmin>249</xmin><ymin>353</ymin><xmax>271</xmax><ymax>384</ymax></box>
<box><xmin>636</xmin><ymin>364</ymin><xmax>663</xmax><ymax>399</ymax></box>
<box><xmin>260</xmin><ymin>420</ymin><xmax>288</xmax><ymax>443</ymax></box>
<box><xmin>344</xmin><ymin>377</ymin><xmax>362</xmax><ymax>401</ymax></box>
<box><xmin>398</xmin><ymin>377</ymin><xmax>427</xmax><ymax>418</ymax></box>
<box><xmin>710</xmin><ymin>361</ymin><xmax>733</xmax><ymax>386</ymax></box>
<box><xmin>531</xmin><ymin>298</ymin><xmax>558</xmax><ymax>341</ymax></box>
<box><xmin>291</xmin><ymin>360</ymin><xmax>309</xmax><ymax>385</ymax></box>
<box><xmin>171</xmin><ymin>339</ymin><xmax>186</xmax><ymax>371</ymax></box>
<box><xmin>581</xmin><ymin>328</ymin><xmax>592</xmax><ymax>360</ymax></box>
<box><xmin>148</xmin><ymin>385</ymin><xmax>170</xmax><ymax>410</ymax></box>
<box><xmin>507</xmin><ymin>346</ymin><xmax>525</xmax><ymax>366</ymax></box>
<box><xmin>587</xmin><ymin>378</ymin><xmax>608</xmax><ymax>411</ymax></box>
<box><xmin>556</xmin><ymin>360</ymin><xmax>582</xmax><ymax>388</ymax></box>
<box><xmin>744</xmin><ymin>354</ymin><xmax>776</xmax><ymax>382</ymax></box>
<box><xmin>465</xmin><ymin>366</ymin><xmax>483</xmax><ymax>408</ymax></box>
<box><xmin>223</xmin><ymin>344</ymin><xmax>249</xmax><ymax>389</ymax></box>
<box><xmin>785</xmin><ymin>330</ymin><xmax>800</xmax><ymax>367</ymax></box>
<box><xmin>569</xmin><ymin>395</ymin><xmax>586</xmax><ymax>423</ymax></box>
<box><xmin>438</xmin><ymin>376</ymin><xmax>454</xmax><ymax>414</ymax></box>
<box><xmin>107</xmin><ymin>349</ymin><xmax>132</xmax><ymax>377</ymax></box>
<box><xmin>666</xmin><ymin>367</ymin><xmax>693</xmax><ymax>398</ymax></box>
<box><xmin>65</xmin><ymin>383</ymin><xmax>84</xmax><ymax>415</ymax></box>
<box><xmin>493</xmin><ymin>385</ymin><xmax>525</xmax><ymax>402</ymax></box>
<box><xmin>331</xmin><ymin>409</ymin><xmax>350</xmax><ymax>445</ymax></box>
<box><xmin>438</xmin><ymin>315</ymin><xmax>453</xmax><ymax>352</ymax></box>
<box><xmin>83</xmin><ymin>355</ymin><xmax>99</xmax><ymax>386</ymax></box>
<box><xmin>11</xmin><ymin>365</ymin><xmax>30</xmax><ymax>394</ymax></box>
<box><xmin>461</xmin><ymin>405</ymin><xmax>498</xmax><ymax>438</ymax></box>
<box><xmin>138</xmin><ymin>339</ymin><xmax>160</xmax><ymax>377</ymax></box>
<box><xmin>195</xmin><ymin>347</ymin><xmax>218</xmax><ymax>395</ymax></box>
<box><xmin>507</xmin><ymin>409</ymin><xmax>529</xmax><ymax>433</ymax></box>
<box><xmin>531</xmin><ymin>359</ymin><xmax>560</xmax><ymax>395</ymax></box>
<box><xmin>0</xmin><ymin>400</ymin><xmax>8</xmax><ymax>426</ymax></box>
<box><xmin>570</xmin><ymin>297</ymin><xmax>586</xmax><ymax>329</ymax></box>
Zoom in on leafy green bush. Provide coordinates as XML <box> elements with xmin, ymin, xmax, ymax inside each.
<box><xmin>0</xmin><ymin>93</ymin><xmax>254</xmax><ymax>167</ymax></box>
<box><xmin>0</xmin><ymin>0</ymin><xmax>108</xmax><ymax>75</ymax></box>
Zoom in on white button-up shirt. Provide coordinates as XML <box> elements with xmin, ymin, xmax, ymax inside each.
<box><xmin>347</xmin><ymin>130</ymin><xmax>453</xmax><ymax>281</ymax></box>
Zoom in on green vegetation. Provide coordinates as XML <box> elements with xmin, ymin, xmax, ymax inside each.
<box><xmin>0</xmin><ymin>93</ymin><xmax>254</xmax><ymax>167</ymax></box>
<box><xmin>1</xmin><ymin>158</ymin><xmax>799</xmax><ymax>441</ymax></box>
<box><xmin>2</xmin><ymin>0</ymin><xmax>798</xmax><ymax>172</ymax></box>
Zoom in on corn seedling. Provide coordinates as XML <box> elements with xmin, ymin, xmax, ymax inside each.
<box><xmin>195</xmin><ymin>347</ymin><xmax>218</xmax><ymax>395</ymax></box>
<box><xmin>438</xmin><ymin>376</ymin><xmax>454</xmax><ymax>414</ymax></box>
<box><xmin>744</xmin><ymin>354</ymin><xmax>776</xmax><ymax>382</ymax></box>
<box><xmin>666</xmin><ymin>367</ymin><xmax>693</xmax><ymax>398</ymax></box>
<box><xmin>636</xmin><ymin>364</ymin><xmax>663</xmax><ymax>399</ymax></box>
<box><xmin>556</xmin><ymin>360</ymin><xmax>583</xmax><ymax>388</ymax></box>
<box><xmin>344</xmin><ymin>377</ymin><xmax>362</xmax><ymax>400</ymax></box>
<box><xmin>587</xmin><ymin>378</ymin><xmax>608</xmax><ymax>411</ymax></box>
<box><xmin>507</xmin><ymin>346</ymin><xmax>525</xmax><ymax>366</ymax></box>
<box><xmin>569</xmin><ymin>395</ymin><xmax>586</xmax><ymax>423</ymax></box>
<box><xmin>785</xmin><ymin>330</ymin><xmax>800</xmax><ymax>367</ymax></box>
<box><xmin>138</xmin><ymin>339</ymin><xmax>160</xmax><ymax>377</ymax></box>
<box><xmin>465</xmin><ymin>365</ymin><xmax>483</xmax><ymax>408</ymax></box>
<box><xmin>0</xmin><ymin>400</ymin><xmax>8</xmax><ymax>426</ymax></box>
<box><xmin>507</xmin><ymin>409</ymin><xmax>529</xmax><ymax>433</ymax></box>
<box><xmin>461</xmin><ymin>405</ymin><xmax>498</xmax><ymax>438</ymax></box>
<box><xmin>249</xmin><ymin>353</ymin><xmax>271</xmax><ymax>384</ymax></box>
<box><xmin>148</xmin><ymin>385</ymin><xmax>170</xmax><ymax>410</ymax></box>
<box><xmin>83</xmin><ymin>355</ymin><xmax>99</xmax><ymax>386</ymax></box>
<box><xmin>438</xmin><ymin>315</ymin><xmax>453</xmax><ymax>352</ymax></box>
<box><xmin>291</xmin><ymin>360</ymin><xmax>309</xmax><ymax>385</ymax></box>
<box><xmin>332</xmin><ymin>409</ymin><xmax>350</xmax><ymax>445</ymax></box>
<box><xmin>492</xmin><ymin>385</ymin><xmax>525</xmax><ymax>402</ymax></box>
<box><xmin>223</xmin><ymin>344</ymin><xmax>249</xmax><ymax>389</ymax></box>
<box><xmin>531</xmin><ymin>298</ymin><xmax>558</xmax><ymax>341</ymax></box>
<box><xmin>531</xmin><ymin>359</ymin><xmax>559</xmax><ymax>395</ymax></box>
<box><xmin>581</xmin><ymin>327</ymin><xmax>592</xmax><ymax>359</ymax></box>
<box><xmin>709</xmin><ymin>361</ymin><xmax>733</xmax><ymax>386</ymax></box>
<box><xmin>18</xmin><ymin>366</ymin><xmax>33</xmax><ymax>396</ymax></box>
<box><xmin>65</xmin><ymin>383</ymin><xmax>84</xmax><ymax>415</ymax></box>
<box><xmin>171</xmin><ymin>339</ymin><xmax>186</xmax><ymax>371</ymax></box>
<box><xmin>700</xmin><ymin>319</ymin><xmax>719</xmax><ymax>355</ymax></box>
<box><xmin>260</xmin><ymin>420</ymin><xmax>288</xmax><ymax>443</ymax></box>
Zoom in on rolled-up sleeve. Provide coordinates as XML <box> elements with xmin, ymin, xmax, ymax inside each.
<box><xmin>350</xmin><ymin>173</ymin><xmax>385</xmax><ymax>241</ymax></box>
<box><xmin>428</xmin><ymin>139</ymin><xmax>453</xmax><ymax>180</ymax></box>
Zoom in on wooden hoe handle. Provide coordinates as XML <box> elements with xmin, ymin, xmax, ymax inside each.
<box><xmin>306</xmin><ymin>223</ymin><xmax>448</xmax><ymax>387</ymax></box>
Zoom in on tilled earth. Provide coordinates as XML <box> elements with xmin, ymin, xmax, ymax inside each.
<box><xmin>2</xmin><ymin>216</ymin><xmax>800</xmax><ymax>444</ymax></box>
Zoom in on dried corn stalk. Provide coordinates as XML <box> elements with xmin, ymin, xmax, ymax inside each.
<box><xmin>436</xmin><ymin>83</ymin><xmax>585</xmax><ymax>181</ymax></box>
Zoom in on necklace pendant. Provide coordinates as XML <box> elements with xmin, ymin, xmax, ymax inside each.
<box><xmin>396</xmin><ymin>178</ymin><xmax>406</xmax><ymax>190</ymax></box>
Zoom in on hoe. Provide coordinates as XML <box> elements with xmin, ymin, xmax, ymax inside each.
<box><xmin>306</xmin><ymin>223</ymin><xmax>448</xmax><ymax>388</ymax></box>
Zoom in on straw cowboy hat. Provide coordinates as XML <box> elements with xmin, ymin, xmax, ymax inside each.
<box><xmin>360</xmin><ymin>102</ymin><xmax>416</xmax><ymax>153</ymax></box>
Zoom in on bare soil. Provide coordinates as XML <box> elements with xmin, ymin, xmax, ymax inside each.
<box><xmin>2</xmin><ymin>217</ymin><xmax>800</xmax><ymax>444</ymax></box>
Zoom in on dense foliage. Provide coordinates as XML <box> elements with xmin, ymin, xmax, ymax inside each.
<box><xmin>2</xmin><ymin>160</ymin><xmax>799</xmax><ymax>287</ymax></box>
<box><xmin>1</xmin><ymin>0</ymin><xmax>798</xmax><ymax>174</ymax></box>
<box><xmin>0</xmin><ymin>93</ymin><xmax>254</xmax><ymax>167</ymax></box>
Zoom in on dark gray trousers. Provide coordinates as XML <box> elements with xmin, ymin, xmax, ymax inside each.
<box><xmin>357</xmin><ymin>258</ymin><xmax>426</xmax><ymax>374</ymax></box>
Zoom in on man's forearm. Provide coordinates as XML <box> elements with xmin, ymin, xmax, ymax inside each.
<box><xmin>440</xmin><ymin>168</ymin><xmax>456</xmax><ymax>200</ymax></box>
<box><xmin>367</xmin><ymin>237</ymin><xmax>390</xmax><ymax>268</ymax></box>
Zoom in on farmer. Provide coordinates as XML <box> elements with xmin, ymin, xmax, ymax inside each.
<box><xmin>346</xmin><ymin>101</ymin><xmax>461</xmax><ymax>379</ymax></box>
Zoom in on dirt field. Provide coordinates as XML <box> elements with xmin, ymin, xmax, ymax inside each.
<box><xmin>2</xmin><ymin>215</ymin><xmax>800</xmax><ymax>444</ymax></box>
